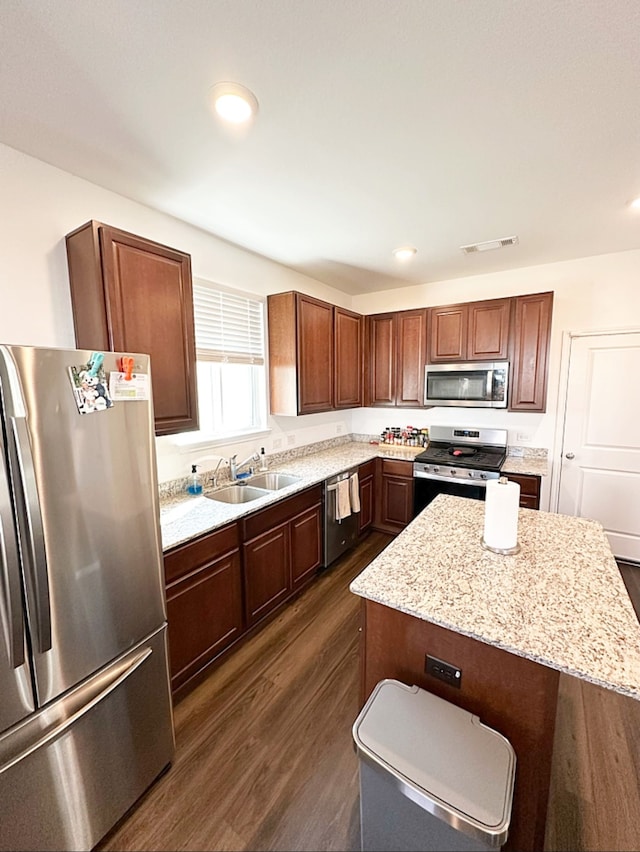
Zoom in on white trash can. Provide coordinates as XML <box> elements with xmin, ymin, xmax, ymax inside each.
<box><xmin>352</xmin><ymin>679</ymin><xmax>516</xmax><ymax>852</ymax></box>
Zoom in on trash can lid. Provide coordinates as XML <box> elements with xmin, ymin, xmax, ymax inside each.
<box><xmin>352</xmin><ymin>679</ymin><xmax>516</xmax><ymax>848</ymax></box>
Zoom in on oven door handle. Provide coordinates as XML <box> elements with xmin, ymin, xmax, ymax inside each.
<box><xmin>413</xmin><ymin>469</ymin><xmax>489</xmax><ymax>487</ymax></box>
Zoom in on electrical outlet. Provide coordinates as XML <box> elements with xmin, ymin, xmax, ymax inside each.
<box><xmin>425</xmin><ymin>654</ymin><xmax>462</xmax><ymax>689</ymax></box>
<box><xmin>515</xmin><ymin>431</ymin><xmax>532</xmax><ymax>444</ymax></box>
<box><xmin>287</xmin><ymin>433</ymin><xmax>296</xmax><ymax>446</ymax></box>
<box><xmin>336</xmin><ymin>424</ymin><xmax>343</xmax><ymax>434</ymax></box>
<box><xmin>272</xmin><ymin>437</ymin><xmax>282</xmax><ymax>450</ymax></box>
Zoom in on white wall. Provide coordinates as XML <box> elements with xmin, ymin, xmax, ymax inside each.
<box><xmin>0</xmin><ymin>143</ymin><xmax>355</xmax><ymax>483</ymax></box>
<box><xmin>2</xmin><ymin>142</ymin><xmax>639</xmax><ymax>491</ymax></box>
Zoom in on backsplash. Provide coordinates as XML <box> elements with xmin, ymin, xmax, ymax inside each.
<box><xmin>158</xmin><ymin>434</ymin><xmax>548</xmax><ymax>499</ymax></box>
<box><xmin>158</xmin><ymin>434</ymin><xmax>356</xmax><ymax>499</ymax></box>
<box><xmin>507</xmin><ymin>445</ymin><xmax>548</xmax><ymax>459</ymax></box>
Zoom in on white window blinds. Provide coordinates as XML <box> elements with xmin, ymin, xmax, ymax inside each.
<box><xmin>193</xmin><ymin>282</ymin><xmax>265</xmax><ymax>365</ymax></box>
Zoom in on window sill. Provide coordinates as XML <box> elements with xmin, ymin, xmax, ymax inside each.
<box><xmin>172</xmin><ymin>427</ymin><xmax>272</xmax><ymax>454</ymax></box>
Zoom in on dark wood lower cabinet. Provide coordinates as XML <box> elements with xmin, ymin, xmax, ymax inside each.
<box><xmin>243</xmin><ymin>523</ymin><xmax>291</xmax><ymax>625</ymax></box>
<box><xmin>164</xmin><ymin>523</ymin><xmax>243</xmax><ymax>694</ymax></box>
<box><xmin>358</xmin><ymin>460</ymin><xmax>375</xmax><ymax>536</ymax></box>
<box><xmin>165</xmin><ymin>487</ymin><xmax>324</xmax><ymax>698</ymax></box>
<box><xmin>291</xmin><ymin>505</ymin><xmax>323</xmax><ymax>589</ymax></box>
<box><xmin>373</xmin><ymin>458</ymin><xmax>414</xmax><ymax>534</ymax></box>
<box><xmin>505</xmin><ymin>472</ymin><xmax>541</xmax><ymax>509</ymax></box>
<box><xmin>241</xmin><ymin>485</ymin><xmax>324</xmax><ymax>628</ymax></box>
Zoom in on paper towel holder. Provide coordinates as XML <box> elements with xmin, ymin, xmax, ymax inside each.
<box><xmin>481</xmin><ymin>538</ymin><xmax>521</xmax><ymax>556</ymax></box>
<box><xmin>481</xmin><ymin>475</ymin><xmax>521</xmax><ymax>555</ymax></box>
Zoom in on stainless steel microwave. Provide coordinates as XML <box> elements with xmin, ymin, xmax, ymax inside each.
<box><xmin>424</xmin><ymin>361</ymin><xmax>509</xmax><ymax>408</ymax></box>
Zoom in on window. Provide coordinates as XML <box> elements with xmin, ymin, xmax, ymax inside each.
<box><xmin>191</xmin><ymin>280</ymin><xmax>267</xmax><ymax>441</ymax></box>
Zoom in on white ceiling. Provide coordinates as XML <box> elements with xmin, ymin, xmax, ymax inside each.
<box><xmin>2</xmin><ymin>0</ymin><xmax>640</xmax><ymax>295</ymax></box>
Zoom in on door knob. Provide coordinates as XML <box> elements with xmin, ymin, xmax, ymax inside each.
<box><xmin>565</xmin><ymin>452</ymin><xmax>575</xmax><ymax>459</ymax></box>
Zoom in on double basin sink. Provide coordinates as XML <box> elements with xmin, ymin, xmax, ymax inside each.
<box><xmin>207</xmin><ymin>472</ymin><xmax>302</xmax><ymax>504</ymax></box>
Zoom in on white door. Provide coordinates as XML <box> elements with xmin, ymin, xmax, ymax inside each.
<box><xmin>558</xmin><ymin>331</ymin><xmax>640</xmax><ymax>561</ymax></box>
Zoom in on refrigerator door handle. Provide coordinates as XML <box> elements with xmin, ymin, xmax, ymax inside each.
<box><xmin>0</xmin><ymin>646</ymin><xmax>153</xmax><ymax>776</ymax></box>
<box><xmin>10</xmin><ymin>416</ymin><xmax>51</xmax><ymax>653</ymax></box>
<box><xmin>0</xmin><ymin>496</ymin><xmax>24</xmax><ymax>669</ymax></box>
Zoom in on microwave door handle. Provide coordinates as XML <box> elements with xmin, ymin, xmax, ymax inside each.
<box><xmin>486</xmin><ymin>369</ymin><xmax>494</xmax><ymax>397</ymax></box>
<box><xmin>10</xmin><ymin>417</ymin><xmax>51</xmax><ymax>653</ymax></box>
<box><xmin>0</xmin><ymin>474</ymin><xmax>24</xmax><ymax>669</ymax></box>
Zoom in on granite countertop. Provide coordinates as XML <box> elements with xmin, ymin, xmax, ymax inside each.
<box><xmin>350</xmin><ymin>493</ymin><xmax>640</xmax><ymax>700</ymax></box>
<box><xmin>160</xmin><ymin>442</ymin><xmax>422</xmax><ymax>550</ymax></box>
<box><xmin>501</xmin><ymin>456</ymin><xmax>548</xmax><ymax>477</ymax></box>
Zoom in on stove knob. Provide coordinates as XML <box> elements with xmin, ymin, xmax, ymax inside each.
<box><xmin>480</xmin><ymin>473</ymin><xmax>487</xmax><ymax>480</ymax></box>
<box><xmin>468</xmin><ymin>470</ymin><xmax>475</xmax><ymax>477</ymax></box>
<box><xmin>450</xmin><ymin>469</ymin><xmax>457</xmax><ymax>475</ymax></box>
<box><xmin>432</xmin><ymin>467</ymin><xmax>439</xmax><ymax>474</ymax></box>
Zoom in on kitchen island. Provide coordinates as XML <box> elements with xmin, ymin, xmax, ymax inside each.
<box><xmin>350</xmin><ymin>494</ymin><xmax>640</xmax><ymax>852</ymax></box>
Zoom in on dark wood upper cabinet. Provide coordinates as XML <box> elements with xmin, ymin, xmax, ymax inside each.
<box><xmin>65</xmin><ymin>221</ymin><xmax>198</xmax><ymax>435</ymax></box>
<box><xmin>334</xmin><ymin>307</ymin><xmax>363</xmax><ymax>409</ymax></box>
<box><xmin>428</xmin><ymin>304</ymin><xmax>467</xmax><ymax>362</ymax></box>
<box><xmin>265</xmin><ymin>288</ymin><xmax>553</xmax><ymax>415</ymax></box>
<box><xmin>367</xmin><ymin>313</ymin><xmax>396</xmax><ymax>406</ymax></box>
<box><xmin>467</xmin><ymin>298</ymin><xmax>511</xmax><ymax>360</ymax></box>
<box><xmin>297</xmin><ymin>294</ymin><xmax>334</xmax><ymax>413</ymax></box>
<box><xmin>367</xmin><ymin>309</ymin><xmax>427</xmax><ymax>407</ymax></box>
<box><xmin>395</xmin><ymin>309</ymin><xmax>428</xmax><ymax>407</ymax></box>
<box><xmin>267</xmin><ymin>292</ymin><xmax>335</xmax><ymax>415</ymax></box>
<box><xmin>429</xmin><ymin>298</ymin><xmax>511</xmax><ymax>363</ymax></box>
<box><xmin>509</xmin><ymin>291</ymin><xmax>553</xmax><ymax>411</ymax></box>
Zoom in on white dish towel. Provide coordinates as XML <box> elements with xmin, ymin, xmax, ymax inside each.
<box><xmin>336</xmin><ymin>479</ymin><xmax>352</xmax><ymax>521</ymax></box>
<box><xmin>349</xmin><ymin>472</ymin><xmax>361</xmax><ymax>513</ymax></box>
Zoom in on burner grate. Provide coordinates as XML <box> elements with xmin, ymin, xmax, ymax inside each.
<box><xmin>415</xmin><ymin>445</ymin><xmax>506</xmax><ymax>471</ymax></box>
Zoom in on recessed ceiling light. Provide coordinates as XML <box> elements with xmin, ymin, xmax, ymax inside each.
<box><xmin>210</xmin><ymin>82</ymin><xmax>259</xmax><ymax>124</ymax></box>
<box><xmin>629</xmin><ymin>197</ymin><xmax>640</xmax><ymax>211</ymax></box>
<box><xmin>392</xmin><ymin>246</ymin><xmax>417</xmax><ymax>261</ymax></box>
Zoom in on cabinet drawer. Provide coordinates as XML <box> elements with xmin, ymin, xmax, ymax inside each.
<box><xmin>164</xmin><ymin>522</ymin><xmax>239</xmax><ymax>583</ymax></box>
<box><xmin>359</xmin><ymin>460</ymin><xmax>375</xmax><ymax>480</ymax></box>
<box><xmin>504</xmin><ymin>473</ymin><xmax>540</xmax><ymax>509</ymax></box>
<box><xmin>381</xmin><ymin>458</ymin><xmax>414</xmax><ymax>479</ymax></box>
<box><xmin>241</xmin><ymin>485</ymin><xmax>322</xmax><ymax>540</ymax></box>
<box><xmin>519</xmin><ymin>495</ymin><xmax>539</xmax><ymax>510</ymax></box>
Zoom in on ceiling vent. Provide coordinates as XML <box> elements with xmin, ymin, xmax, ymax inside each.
<box><xmin>460</xmin><ymin>235</ymin><xmax>519</xmax><ymax>254</ymax></box>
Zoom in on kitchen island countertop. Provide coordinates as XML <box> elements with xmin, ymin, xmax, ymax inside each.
<box><xmin>350</xmin><ymin>493</ymin><xmax>640</xmax><ymax>700</ymax></box>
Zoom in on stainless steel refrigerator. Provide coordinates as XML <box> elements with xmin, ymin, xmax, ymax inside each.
<box><xmin>0</xmin><ymin>345</ymin><xmax>174</xmax><ymax>851</ymax></box>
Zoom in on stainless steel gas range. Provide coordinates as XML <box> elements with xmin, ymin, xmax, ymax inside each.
<box><xmin>413</xmin><ymin>425</ymin><xmax>508</xmax><ymax>516</ymax></box>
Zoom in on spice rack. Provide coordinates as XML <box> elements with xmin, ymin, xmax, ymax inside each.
<box><xmin>379</xmin><ymin>426</ymin><xmax>429</xmax><ymax>447</ymax></box>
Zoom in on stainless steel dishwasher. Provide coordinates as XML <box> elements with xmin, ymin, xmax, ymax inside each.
<box><xmin>323</xmin><ymin>467</ymin><xmax>359</xmax><ymax>567</ymax></box>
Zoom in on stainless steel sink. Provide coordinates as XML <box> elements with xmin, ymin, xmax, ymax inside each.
<box><xmin>206</xmin><ymin>485</ymin><xmax>271</xmax><ymax>504</ymax></box>
<box><xmin>249</xmin><ymin>472</ymin><xmax>302</xmax><ymax>490</ymax></box>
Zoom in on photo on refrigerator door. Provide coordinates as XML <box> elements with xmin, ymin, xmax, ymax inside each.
<box><xmin>68</xmin><ymin>364</ymin><xmax>113</xmax><ymax>414</ymax></box>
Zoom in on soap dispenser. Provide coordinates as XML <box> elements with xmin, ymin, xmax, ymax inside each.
<box><xmin>186</xmin><ymin>464</ymin><xmax>203</xmax><ymax>495</ymax></box>
<box><xmin>259</xmin><ymin>447</ymin><xmax>268</xmax><ymax>471</ymax></box>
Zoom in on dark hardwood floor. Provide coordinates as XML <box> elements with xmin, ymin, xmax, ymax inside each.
<box><xmin>618</xmin><ymin>560</ymin><xmax>640</xmax><ymax>621</ymax></box>
<box><xmin>100</xmin><ymin>535</ymin><xmax>640</xmax><ymax>852</ymax></box>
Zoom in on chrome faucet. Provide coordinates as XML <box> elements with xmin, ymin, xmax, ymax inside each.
<box><xmin>209</xmin><ymin>457</ymin><xmax>228</xmax><ymax>488</ymax></box>
<box><xmin>229</xmin><ymin>452</ymin><xmax>260</xmax><ymax>481</ymax></box>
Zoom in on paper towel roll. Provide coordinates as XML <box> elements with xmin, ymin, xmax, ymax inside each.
<box><xmin>483</xmin><ymin>477</ymin><xmax>520</xmax><ymax>552</ymax></box>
